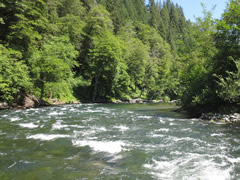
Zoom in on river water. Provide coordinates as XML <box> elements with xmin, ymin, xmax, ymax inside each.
<box><xmin>0</xmin><ymin>103</ymin><xmax>240</xmax><ymax>179</ymax></box>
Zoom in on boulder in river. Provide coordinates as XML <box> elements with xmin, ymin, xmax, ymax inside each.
<box><xmin>23</xmin><ymin>94</ymin><xmax>39</xmax><ymax>108</ymax></box>
<box><xmin>0</xmin><ymin>102</ymin><xmax>9</xmax><ymax>110</ymax></box>
<box><xmin>200</xmin><ymin>113</ymin><xmax>240</xmax><ymax>123</ymax></box>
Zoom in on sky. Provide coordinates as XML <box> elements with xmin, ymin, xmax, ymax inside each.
<box><xmin>168</xmin><ymin>0</ymin><xmax>229</xmax><ymax>22</ymax></box>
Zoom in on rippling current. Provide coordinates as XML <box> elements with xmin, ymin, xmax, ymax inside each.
<box><xmin>0</xmin><ymin>103</ymin><xmax>240</xmax><ymax>179</ymax></box>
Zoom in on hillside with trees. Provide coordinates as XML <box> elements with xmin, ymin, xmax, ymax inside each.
<box><xmin>0</xmin><ymin>0</ymin><xmax>239</xmax><ymax>116</ymax></box>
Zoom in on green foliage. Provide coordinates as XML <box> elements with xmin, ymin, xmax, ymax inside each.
<box><xmin>29</xmin><ymin>35</ymin><xmax>78</xmax><ymax>99</ymax></box>
<box><xmin>9</xmin><ymin>0</ymin><xmax>48</xmax><ymax>52</ymax></box>
<box><xmin>2</xmin><ymin>0</ymin><xmax>239</xmax><ymax>116</ymax></box>
<box><xmin>0</xmin><ymin>2</ymin><xmax>5</xmax><ymax>25</ymax></box>
<box><xmin>87</xmin><ymin>31</ymin><xmax>123</xmax><ymax>101</ymax></box>
<box><xmin>0</xmin><ymin>44</ymin><xmax>32</xmax><ymax>103</ymax></box>
<box><xmin>178</xmin><ymin>6</ymin><xmax>218</xmax><ymax>112</ymax></box>
<box><xmin>217</xmin><ymin>59</ymin><xmax>240</xmax><ymax>103</ymax></box>
<box><xmin>136</xmin><ymin>23</ymin><xmax>177</xmax><ymax>99</ymax></box>
<box><xmin>85</xmin><ymin>4</ymin><xmax>114</xmax><ymax>36</ymax></box>
<box><xmin>215</xmin><ymin>0</ymin><xmax>240</xmax><ymax>77</ymax></box>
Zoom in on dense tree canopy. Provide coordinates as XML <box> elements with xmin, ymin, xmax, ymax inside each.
<box><xmin>0</xmin><ymin>0</ymin><xmax>239</xmax><ymax>116</ymax></box>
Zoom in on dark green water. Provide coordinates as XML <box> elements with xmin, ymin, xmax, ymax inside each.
<box><xmin>0</xmin><ymin>103</ymin><xmax>240</xmax><ymax>180</ymax></box>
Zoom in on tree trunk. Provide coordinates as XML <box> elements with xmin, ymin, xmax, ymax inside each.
<box><xmin>139</xmin><ymin>87</ymin><xmax>144</xmax><ymax>98</ymax></box>
<box><xmin>92</xmin><ymin>75</ymin><xmax>99</xmax><ymax>102</ymax></box>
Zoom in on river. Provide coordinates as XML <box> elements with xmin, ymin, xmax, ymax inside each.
<box><xmin>0</xmin><ymin>103</ymin><xmax>240</xmax><ymax>179</ymax></box>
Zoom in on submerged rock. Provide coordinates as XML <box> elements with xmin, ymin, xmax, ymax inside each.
<box><xmin>0</xmin><ymin>102</ymin><xmax>9</xmax><ymax>110</ymax></box>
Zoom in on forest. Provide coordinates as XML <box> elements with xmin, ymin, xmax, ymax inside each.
<box><xmin>0</xmin><ymin>0</ymin><xmax>239</xmax><ymax>116</ymax></box>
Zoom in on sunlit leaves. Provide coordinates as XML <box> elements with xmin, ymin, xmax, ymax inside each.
<box><xmin>0</xmin><ymin>44</ymin><xmax>32</xmax><ymax>102</ymax></box>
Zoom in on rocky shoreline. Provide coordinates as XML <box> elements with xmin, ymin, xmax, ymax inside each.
<box><xmin>200</xmin><ymin>113</ymin><xmax>240</xmax><ymax>123</ymax></box>
<box><xmin>0</xmin><ymin>94</ymin><xmax>80</xmax><ymax>110</ymax></box>
<box><xmin>112</xmin><ymin>98</ymin><xmax>178</xmax><ymax>104</ymax></box>
<box><xmin>0</xmin><ymin>97</ymin><xmax>178</xmax><ymax>110</ymax></box>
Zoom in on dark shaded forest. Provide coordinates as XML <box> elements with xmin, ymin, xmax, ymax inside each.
<box><xmin>0</xmin><ymin>0</ymin><xmax>239</xmax><ymax>116</ymax></box>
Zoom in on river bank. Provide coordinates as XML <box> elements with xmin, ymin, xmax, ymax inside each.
<box><xmin>200</xmin><ymin>113</ymin><xmax>240</xmax><ymax>123</ymax></box>
<box><xmin>0</xmin><ymin>95</ymin><xmax>178</xmax><ymax>110</ymax></box>
<box><xmin>2</xmin><ymin>97</ymin><xmax>240</xmax><ymax>124</ymax></box>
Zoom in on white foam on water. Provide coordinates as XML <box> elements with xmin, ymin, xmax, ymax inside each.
<box><xmin>52</xmin><ymin>121</ymin><xmax>65</xmax><ymax>130</ymax></box>
<box><xmin>48</xmin><ymin>111</ymin><xmax>64</xmax><ymax>116</ymax></box>
<box><xmin>84</xmin><ymin>109</ymin><xmax>103</xmax><ymax>113</ymax></box>
<box><xmin>2</xmin><ymin>114</ymin><xmax>8</xmax><ymax>118</ymax></box>
<box><xmin>152</xmin><ymin>134</ymin><xmax>165</xmax><ymax>138</ymax></box>
<box><xmin>169</xmin><ymin>122</ymin><xmax>177</xmax><ymax>126</ymax></box>
<box><xmin>69</xmin><ymin>108</ymin><xmax>79</xmax><ymax>112</ymax></box>
<box><xmin>144</xmin><ymin>153</ymin><xmax>233</xmax><ymax>180</ymax></box>
<box><xmin>181</xmin><ymin>128</ymin><xmax>192</xmax><ymax>132</ymax></box>
<box><xmin>8</xmin><ymin>162</ymin><xmax>17</xmax><ymax>169</ymax></box>
<box><xmin>196</xmin><ymin>166</ymin><xmax>232</xmax><ymax>180</ymax></box>
<box><xmin>158</xmin><ymin>118</ymin><xmax>166</xmax><ymax>124</ymax></box>
<box><xmin>165</xmin><ymin>118</ymin><xmax>176</xmax><ymax>122</ymax></box>
<box><xmin>138</xmin><ymin>116</ymin><xmax>152</xmax><ymax>119</ymax></box>
<box><xmin>27</xmin><ymin>134</ymin><xmax>70</xmax><ymax>141</ymax></box>
<box><xmin>70</xmin><ymin>125</ymin><xmax>84</xmax><ymax>129</ymax></box>
<box><xmin>155</xmin><ymin>128</ymin><xmax>169</xmax><ymax>132</ymax></box>
<box><xmin>96</xmin><ymin>107</ymin><xmax>112</xmax><ymax>114</ymax></box>
<box><xmin>171</xmin><ymin>136</ymin><xmax>195</xmax><ymax>142</ymax></box>
<box><xmin>52</xmin><ymin>121</ymin><xmax>84</xmax><ymax>131</ymax></box>
<box><xmin>76</xmin><ymin>129</ymin><xmax>97</xmax><ymax>137</ymax></box>
<box><xmin>0</xmin><ymin>152</ymin><xmax>7</xmax><ymax>156</ymax></box>
<box><xmin>91</xmin><ymin>126</ymin><xmax>107</xmax><ymax>132</ymax></box>
<box><xmin>72</xmin><ymin>140</ymin><xmax>125</xmax><ymax>154</ymax></box>
<box><xmin>19</xmin><ymin>160</ymin><xmax>35</xmax><ymax>164</ymax></box>
<box><xmin>113</xmin><ymin>125</ymin><xmax>129</xmax><ymax>132</ymax></box>
<box><xmin>19</xmin><ymin>123</ymin><xmax>38</xmax><ymax>129</ymax></box>
<box><xmin>10</xmin><ymin>117</ymin><xmax>21</xmax><ymax>122</ymax></box>
<box><xmin>106</xmin><ymin>155</ymin><xmax>123</xmax><ymax>163</ymax></box>
<box><xmin>82</xmin><ymin>117</ymin><xmax>98</xmax><ymax>123</ymax></box>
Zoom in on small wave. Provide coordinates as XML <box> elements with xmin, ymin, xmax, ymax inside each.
<box><xmin>211</xmin><ymin>133</ymin><xmax>225</xmax><ymax>137</ymax></box>
<box><xmin>113</xmin><ymin>125</ymin><xmax>129</xmax><ymax>132</ymax></box>
<box><xmin>138</xmin><ymin>116</ymin><xmax>152</xmax><ymax>119</ymax></box>
<box><xmin>169</xmin><ymin>122</ymin><xmax>178</xmax><ymax>126</ymax></box>
<box><xmin>10</xmin><ymin>117</ymin><xmax>21</xmax><ymax>122</ymax></box>
<box><xmin>52</xmin><ymin>121</ymin><xmax>84</xmax><ymax>130</ymax></box>
<box><xmin>155</xmin><ymin>128</ymin><xmax>169</xmax><ymax>132</ymax></box>
<box><xmin>72</xmin><ymin>140</ymin><xmax>125</xmax><ymax>154</ymax></box>
<box><xmin>27</xmin><ymin>134</ymin><xmax>70</xmax><ymax>141</ymax></box>
<box><xmin>92</xmin><ymin>126</ymin><xmax>107</xmax><ymax>132</ymax></box>
<box><xmin>0</xmin><ymin>152</ymin><xmax>7</xmax><ymax>156</ymax></box>
<box><xmin>151</xmin><ymin>134</ymin><xmax>165</xmax><ymax>138</ymax></box>
<box><xmin>8</xmin><ymin>162</ymin><xmax>17</xmax><ymax>169</ymax></box>
<box><xmin>181</xmin><ymin>128</ymin><xmax>192</xmax><ymax>132</ymax></box>
<box><xmin>144</xmin><ymin>153</ymin><xmax>233</xmax><ymax>180</ymax></box>
<box><xmin>19</xmin><ymin>123</ymin><xmax>38</xmax><ymax>129</ymax></box>
<box><xmin>48</xmin><ymin>111</ymin><xmax>64</xmax><ymax>116</ymax></box>
<box><xmin>75</xmin><ymin>130</ymin><xmax>97</xmax><ymax>137</ymax></box>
